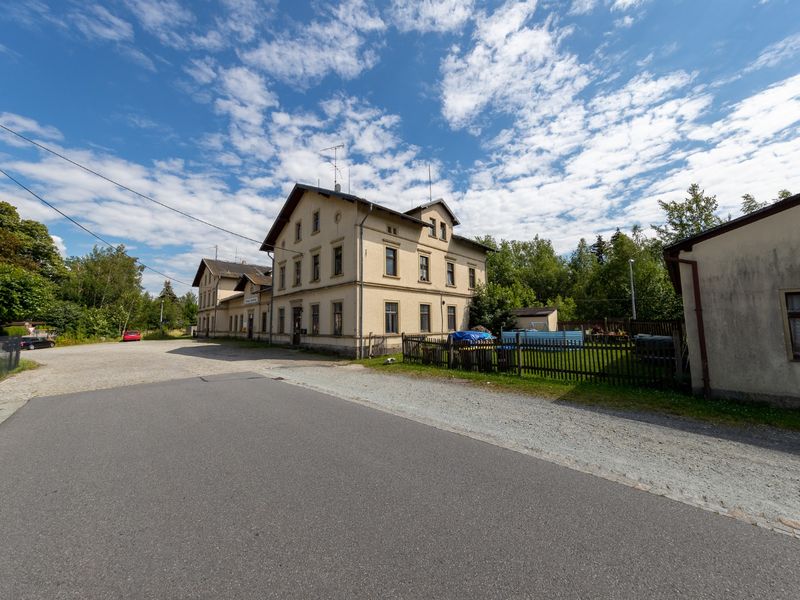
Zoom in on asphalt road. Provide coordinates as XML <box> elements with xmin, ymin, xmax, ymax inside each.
<box><xmin>1</xmin><ymin>373</ymin><xmax>797</xmax><ymax>599</ymax></box>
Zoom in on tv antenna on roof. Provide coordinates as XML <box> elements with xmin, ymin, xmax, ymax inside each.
<box><xmin>320</xmin><ymin>143</ymin><xmax>345</xmax><ymax>190</ymax></box>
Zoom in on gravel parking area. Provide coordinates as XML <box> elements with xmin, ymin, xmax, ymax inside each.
<box><xmin>2</xmin><ymin>339</ymin><xmax>799</xmax><ymax>538</ymax></box>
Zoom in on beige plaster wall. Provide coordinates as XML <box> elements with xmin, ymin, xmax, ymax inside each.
<box><xmin>677</xmin><ymin>205</ymin><xmax>800</xmax><ymax>404</ymax></box>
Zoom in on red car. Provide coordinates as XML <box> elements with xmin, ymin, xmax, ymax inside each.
<box><xmin>122</xmin><ymin>330</ymin><xmax>142</xmax><ymax>342</ymax></box>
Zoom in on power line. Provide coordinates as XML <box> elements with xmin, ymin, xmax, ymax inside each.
<box><xmin>0</xmin><ymin>167</ymin><xmax>193</xmax><ymax>287</ymax></box>
<box><xmin>0</xmin><ymin>123</ymin><xmax>262</xmax><ymax>245</ymax></box>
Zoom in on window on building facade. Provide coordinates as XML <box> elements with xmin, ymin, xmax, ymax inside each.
<box><xmin>429</xmin><ymin>218</ymin><xmax>436</xmax><ymax>237</ymax></box>
<box><xmin>332</xmin><ymin>302</ymin><xmax>343</xmax><ymax>336</ymax></box>
<box><xmin>333</xmin><ymin>246</ymin><xmax>343</xmax><ymax>276</ymax></box>
<box><xmin>311</xmin><ymin>253</ymin><xmax>320</xmax><ymax>282</ymax></box>
<box><xmin>279</xmin><ymin>265</ymin><xmax>286</xmax><ymax>289</ymax></box>
<box><xmin>788</xmin><ymin>292</ymin><xmax>800</xmax><ymax>360</ymax></box>
<box><xmin>440</xmin><ymin>222</ymin><xmax>447</xmax><ymax>240</ymax></box>
<box><xmin>419</xmin><ymin>255</ymin><xmax>429</xmax><ymax>282</ymax></box>
<box><xmin>294</xmin><ymin>260</ymin><xmax>302</xmax><ymax>286</ymax></box>
<box><xmin>420</xmin><ymin>304</ymin><xmax>430</xmax><ymax>333</ymax></box>
<box><xmin>229</xmin><ymin>316</ymin><xmax>233</xmax><ymax>331</ymax></box>
<box><xmin>295</xmin><ymin>221</ymin><xmax>302</xmax><ymax>241</ymax></box>
<box><xmin>385</xmin><ymin>247</ymin><xmax>398</xmax><ymax>276</ymax></box>
<box><xmin>446</xmin><ymin>261</ymin><xmax>455</xmax><ymax>286</ymax></box>
<box><xmin>278</xmin><ymin>308</ymin><xmax>285</xmax><ymax>334</ymax></box>
<box><xmin>261</xmin><ymin>312</ymin><xmax>267</xmax><ymax>333</ymax></box>
<box><xmin>311</xmin><ymin>304</ymin><xmax>320</xmax><ymax>335</ymax></box>
<box><xmin>312</xmin><ymin>210</ymin><xmax>320</xmax><ymax>233</ymax></box>
<box><xmin>447</xmin><ymin>306</ymin><xmax>456</xmax><ymax>331</ymax></box>
<box><xmin>469</xmin><ymin>267</ymin><xmax>476</xmax><ymax>289</ymax></box>
<box><xmin>385</xmin><ymin>302</ymin><xmax>399</xmax><ymax>334</ymax></box>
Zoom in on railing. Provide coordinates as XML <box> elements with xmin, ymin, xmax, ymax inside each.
<box><xmin>402</xmin><ymin>331</ymin><xmax>689</xmax><ymax>391</ymax></box>
<box><xmin>0</xmin><ymin>336</ymin><xmax>22</xmax><ymax>376</ymax></box>
<box><xmin>558</xmin><ymin>319</ymin><xmax>684</xmax><ymax>337</ymax></box>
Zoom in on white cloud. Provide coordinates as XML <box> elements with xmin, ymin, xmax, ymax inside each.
<box><xmin>744</xmin><ymin>32</ymin><xmax>800</xmax><ymax>74</ymax></box>
<box><xmin>569</xmin><ymin>0</ymin><xmax>598</xmax><ymax>15</ymax></box>
<box><xmin>390</xmin><ymin>0</ymin><xmax>474</xmax><ymax>33</ymax></box>
<box><xmin>50</xmin><ymin>234</ymin><xmax>67</xmax><ymax>257</ymax></box>
<box><xmin>124</xmin><ymin>0</ymin><xmax>194</xmax><ymax>48</ymax></box>
<box><xmin>441</xmin><ymin>0</ymin><xmax>589</xmax><ymax>131</ymax></box>
<box><xmin>610</xmin><ymin>0</ymin><xmax>646</xmax><ymax>10</ymax></box>
<box><xmin>242</xmin><ymin>0</ymin><xmax>385</xmax><ymax>85</ymax></box>
<box><xmin>184</xmin><ymin>57</ymin><xmax>217</xmax><ymax>85</ymax></box>
<box><xmin>0</xmin><ymin>113</ymin><xmax>63</xmax><ymax>143</ymax></box>
<box><xmin>71</xmin><ymin>5</ymin><xmax>134</xmax><ymax>42</ymax></box>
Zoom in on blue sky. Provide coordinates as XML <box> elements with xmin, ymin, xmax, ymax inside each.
<box><xmin>1</xmin><ymin>0</ymin><xmax>799</xmax><ymax>294</ymax></box>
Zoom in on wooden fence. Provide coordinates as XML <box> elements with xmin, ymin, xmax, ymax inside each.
<box><xmin>402</xmin><ymin>330</ymin><xmax>689</xmax><ymax>390</ymax></box>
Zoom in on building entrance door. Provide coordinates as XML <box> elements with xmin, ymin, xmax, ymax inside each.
<box><xmin>247</xmin><ymin>314</ymin><xmax>254</xmax><ymax>339</ymax></box>
<box><xmin>292</xmin><ymin>306</ymin><xmax>302</xmax><ymax>345</ymax></box>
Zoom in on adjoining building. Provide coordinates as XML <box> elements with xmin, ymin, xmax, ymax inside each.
<box><xmin>664</xmin><ymin>193</ymin><xmax>800</xmax><ymax>407</ymax></box>
<box><xmin>260</xmin><ymin>183</ymin><xmax>491</xmax><ymax>357</ymax></box>
<box><xmin>510</xmin><ymin>307</ymin><xmax>558</xmax><ymax>331</ymax></box>
<box><xmin>192</xmin><ymin>259</ymin><xmax>272</xmax><ymax>340</ymax></box>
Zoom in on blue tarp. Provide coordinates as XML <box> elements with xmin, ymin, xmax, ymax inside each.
<box><xmin>449</xmin><ymin>330</ymin><xmax>494</xmax><ymax>343</ymax></box>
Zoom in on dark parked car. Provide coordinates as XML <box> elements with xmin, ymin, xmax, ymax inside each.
<box><xmin>20</xmin><ymin>336</ymin><xmax>56</xmax><ymax>350</ymax></box>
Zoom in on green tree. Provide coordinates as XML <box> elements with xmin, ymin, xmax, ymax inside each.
<box><xmin>0</xmin><ymin>201</ymin><xmax>65</xmax><ymax>281</ymax></box>
<box><xmin>468</xmin><ymin>282</ymin><xmax>536</xmax><ymax>335</ymax></box>
<box><xmin>652</xmin><ymin>184</ymin><xmax>722</xmax><ymax>245</ymax></box>
<box><xmin>775</xmin><ymin>189</ymin><xmax>792</xmax><ymax>201</ymax></box>
<box><xmin>741</xmin><ymin>193</ymin><xmax>767</xmax><ymax>215</ymax></box>
<box><xmin>0</xmin><ymin>263</ymin><xmax>55</xmax><ymax>323</ymax></box>
<box><xmin>61</xmin><ymin>245</ymin><xmax>143</xmax><ymax>308</ymax></box>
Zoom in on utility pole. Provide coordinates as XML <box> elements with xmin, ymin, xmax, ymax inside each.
<box><xmin>159</xmin><ymin>298</ymin><xmax>164</xmax><ymax>327</ymax></box>
<box><xmin>628</xmin><ymin>259</ymin><xmax>637</xmax><ymax>321</ymax></box>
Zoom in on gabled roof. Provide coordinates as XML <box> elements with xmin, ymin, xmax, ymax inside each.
<box><xmin>234</xmin><ymin>272</ymin><xmax>273</xmax><ymax>291</ymax></box>
<box><xmin>260</xmin><ymin>183</ymin><xmax>427</xmax><ymax>252</ymax></box>
<box><xmin>404</xmin><ymin>198</ymin><xmax>461</xmax><ymax>226</ymax></box>
<box><xmin>191</xmin><ymin>258</ymin><xmax>272</xmax><ymax>287</ymax></box>
<box><xmin>512</xmin><ymin>307</ymin><xmax>557</xmax><ymax>317</ymax></box>
<box><xmin>663</xmin><ymin>192</ymin><xmax>800</xmax><ymax>292</ymax></box>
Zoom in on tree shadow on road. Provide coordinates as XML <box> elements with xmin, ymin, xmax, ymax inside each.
<box><xmin>166</xmin><ymin>339</ymin><xmax>343</xmax><ymax>364</ymax></box>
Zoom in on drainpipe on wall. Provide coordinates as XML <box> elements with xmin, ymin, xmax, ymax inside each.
<box><xmin>667</xmin><ymin>256</ymin><xmax>710</xmax><ymax>397</ymax></box>
<box><xmin>268</xmin><ymin>251</ymin><xmax>274</xmax><ymax>345</ymax></box>
<box><xmin>358</xmin><ymin>203</ymin><xmax>373</xmax><ymax>359</ymax></box>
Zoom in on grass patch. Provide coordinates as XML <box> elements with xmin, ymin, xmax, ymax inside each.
<box><xmin>142</xmin><ymin>329</ymin><xmax>192</xmax><ymax>341</ymax></box>
<box><xmin>0</xmin><ymin>358</ymin><xmax>39</xmax><ymax>382</ymax></box>
<box><xmin>357</xmin><ymin>354</ymin><xmax>800</xmax><ymax>432</ymax></box>
<box><xmin>54</xmin><ymin>335</ymin><xmax>119</xmax><ymax>347</ymax></box>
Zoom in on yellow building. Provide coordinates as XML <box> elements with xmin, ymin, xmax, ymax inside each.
<box><xmin>193</xmin><ymin>183</ymin><xmax>491</xmax><ymax>357</ymax></box>
<box><xmin>262</xmin><ymin>183</ymin><xmax>490</xmax><ymax>357</ymax></box>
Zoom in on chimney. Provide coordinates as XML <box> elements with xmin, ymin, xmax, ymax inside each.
<box><xmin>334</xmin><ymin>183</ymin><xmax>341</xmax><ymax>192</ymax></box>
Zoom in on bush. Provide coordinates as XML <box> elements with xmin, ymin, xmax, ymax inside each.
<box><xmin>2</xmin><ymin>325</ymin><xmax>28</xmax><ymax>337</ymax></box>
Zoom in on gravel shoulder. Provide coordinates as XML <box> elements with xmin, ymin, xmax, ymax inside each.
<box><xmin>2</xmin><ymin>339</ymin><xmax>799</xmax><ymax>538</ymax></box>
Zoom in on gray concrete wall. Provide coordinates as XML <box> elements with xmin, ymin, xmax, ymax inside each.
<box><xmin>677</xmin><ymin>204</ymin><xmax>800</xmax><ymax>405</ymax></box>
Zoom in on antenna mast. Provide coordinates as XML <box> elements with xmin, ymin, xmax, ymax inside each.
<box><xmin>428</xmin><ymin>164</ymin><xmax>432</xmax><ymax>202</ymax></box>
<box><xmin>320</xmin><ymin>144</ymin><xmax>345</xmax><ymax>189</ymax></box>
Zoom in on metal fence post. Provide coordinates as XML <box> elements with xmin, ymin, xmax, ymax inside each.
<box><xmin>516</xmin><ymin>331</ymin><xmax>522</xmax><ymax>377</ymax></box>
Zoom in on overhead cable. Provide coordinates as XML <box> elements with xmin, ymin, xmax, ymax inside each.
<box><xmin>0</xmin><ymin>167</ymin><xmax>192</xmax><ymax>287</ymax></box>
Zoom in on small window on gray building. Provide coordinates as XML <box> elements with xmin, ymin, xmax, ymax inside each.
<box><xmin>787</xmin><ymin>292</ymin><xmax>800</xmax><ymax>360</ymax></box>
<box><xmin>312</xmin><ymin>210</ymin><xmax>320</xmax><ymax>233</ymax></box>
<box><xmin>294</xmin><ymin>260</ymin><xmax>302</xmax><ymax>286</ymax></box>
<box><xmin>440</xmin><ymin>221</ymin><xmax>447</xmax><ymax>240</ymax></box>
<box><xmin>446</xmin><ymin>261</ymin><xmax>455</xmax><ymax>286</ymax></box>
<box><xmin>429</xmin><ymin>218</ymin><xmax>436</xmax><ymax>237</ymax></box>
<box><xmin>469</xmin><ymin>267</ymin><xmax>476</xmax><ymax>289</ymax></box>
<box><xmin>278</xmin><ymin>308</ymin><xmax>285</xmax><ymax>334</ymax></box>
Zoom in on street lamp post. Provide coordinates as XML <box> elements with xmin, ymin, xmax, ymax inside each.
<box><xmin>628</xmin><ymin>258</ymin><xmax>637</xmax><ymax>321</ymax></box>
